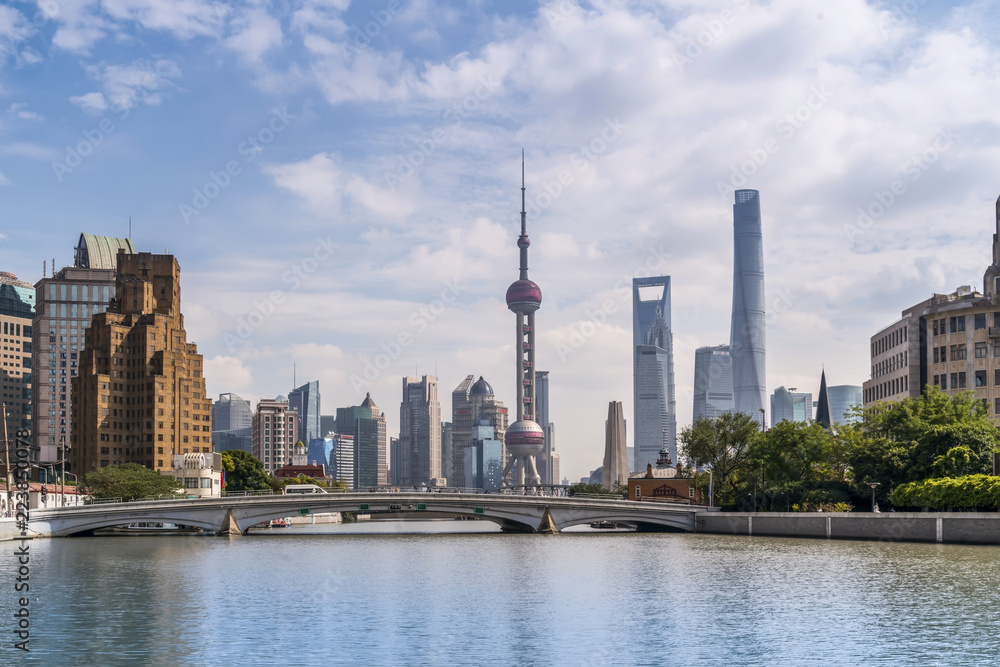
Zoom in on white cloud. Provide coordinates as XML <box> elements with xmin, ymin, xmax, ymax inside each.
<box><xmin>226</xmin><ymin>7</ymin><xmax>283</xmax><ymax>63</ymax></box>
<box><xmin>77</xmin><ymin>59</ymin><xmax>182</xmax><ymax>111</ymax></box>
<box><xmin>69</xmin><ymin>92</ymin><xmax>108</xmax><ymax>114</ymax></box>
<box><xmin>7</xmin><ymin>103</ymin><xmax>42</xmax><ymax>120</ymax></box>
<box><xmin>0</xmin><ymin>175</ymin><xmax>9</xmax><ymax>187</ymax></box>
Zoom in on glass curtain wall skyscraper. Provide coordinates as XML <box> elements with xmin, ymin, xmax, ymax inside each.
<box><xmin>288</xmin><ymin>380</ymin><xmax>320</xmax><ymax>445</ymax></box>
<box><xmin>692</xmin><ymin>344</ymin><xmax>733</xmax><ymax>421</ymax></box>
<box><xmin>730</xmin><ymin>190</ymin><xmax>766</xmax><ymax>421</ymax></box>
<box><xmin>633</xmin><ymin>277</ymin><xmax>677</xmax><ymax>470</ymax></box>
<box><xmin>212</xmin><ymin>393</ymin><xmax>253</xmax><ymax>453</ymax></box>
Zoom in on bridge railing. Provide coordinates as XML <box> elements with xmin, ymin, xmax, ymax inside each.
<box><xmin>83</xmin><ymin>497</ymin><xmax>123</xmax><ymax>505</ymax></box>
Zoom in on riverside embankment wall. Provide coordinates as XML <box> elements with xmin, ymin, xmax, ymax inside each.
<box><xmin>696</xmin><ymin>512</ymin><xmax>1000</xmax><ymax>545</ymax></box>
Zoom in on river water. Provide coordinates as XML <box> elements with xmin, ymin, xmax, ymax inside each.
<box><xmin>2</xmin><ymin>521</ymin><xmax>999</xmax><ymax>665</ymax></box>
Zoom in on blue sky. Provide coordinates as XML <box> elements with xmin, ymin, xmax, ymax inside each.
<box><xmin>2</xmin><ymin>0</ymin><xmax>999</xmax><ymax>481</ymax></box>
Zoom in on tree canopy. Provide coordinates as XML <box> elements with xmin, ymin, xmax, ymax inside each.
<box><xmin>680</xmin><ymin>411</ymin><xmax>760</xmax><ymax>506</ymax></box>
<box><xmin>83</xmin><ymin>463</ymin><xmax>182</xmax><ymax>501</ymax></box>
<box><xmin>221</xmin><ymin>450</ymin><xmax>271</xmax><ymax>492</ymax></box>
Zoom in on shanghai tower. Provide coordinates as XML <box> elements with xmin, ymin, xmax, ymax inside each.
<box><xmin>730</xmin><ymin>189</ymin><xmax>766</xmax><ymax>420</ymax></box>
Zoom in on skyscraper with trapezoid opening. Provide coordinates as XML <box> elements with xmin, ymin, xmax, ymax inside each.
<box><xmin>633</xmin><ymin>276</ymin><xmax>676</xmax><ymax>471</ymax></box>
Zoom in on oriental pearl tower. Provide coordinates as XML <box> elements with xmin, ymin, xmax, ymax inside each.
<box><xmin>502</xmin><ymin>154</ymin><xmax>545</xmax><ymax>489</ymax></box>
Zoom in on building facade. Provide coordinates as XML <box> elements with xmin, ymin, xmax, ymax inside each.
<box><xmin>603</xmin><ymin>400</ymin><xmax>628</xmax><ymax>489</ymax></box>
<box><xmin>828</xmin><ymin>385</ymin><xmax>863</xmax><ymax>425</ymax></box>
<box><xmin>450</xmin><ymin>376</ymin><xmax>508</xmax><ymax>488</ymax></box>
<box><xmin>730</xmin><ymin>189</ymin><xmax>767</xmax><ymax>421</ymax></box>
<box><xmin>171</xmin><ymin>452</ymin><xmax>222</xmax><ymax>497</ymax></box>
<box><xmin>288</xmin><ymin>380</ymin><xmax>320</xmax><ymax>445</ymax></box>
<box><xmin>633</xmin><ymin>276</ymin><xmax>676</xmax><ymax>470</ymax></box>
<box><xmin>211</xmin><ymin>392</ymin><xmax>253</xmax><ymax>453</ymax></box>
<box><xmin>463</xmin><ymin>420</ymin><xmax>504</xmax><ymax>491</ymax></box>
<box><xmin>535</xmin><ymin>370</ymin><xmax>558</xmax><ymax>486</ymax></box>
<box><xmin>34</xmin><ymin>233</ymin><xmax>134</xmax><ymax>466</ymax></box>
<box><xmin>862</xmin><ymin>301</ymin><xmax>926</xmax><ymax>407</ymax></box>
<box><xmin>1</xmin><ymin>272</ymin><xmax>34</xmax><ymax>436</ymax></box>
<box><xmin>770</xmin><ymin>387</ymin><xmax>813</xmax><ymax>426</ymax></box>
<box><xmin>335</xmin><ymin>392</ymin><xmax>388</xmax><ymax>488</ymax></box>
<box><xmin>70</xmin><ymin>252</ymin><xmax>210</xmax><ymax>475</ymax></box>
<box><xmin>252</xmin><ymin>398</ymin><xmax>298</xmax><ymax>474</ymax></box>
<box><xmin>692</xmin><ymin>344</ymin><xmax>733</xmax><ymax>422</ymax></box>
<box><xmin>397</xmin><ymin>375</ymin><xmax>442</xmax><ymax>486</ymax></box>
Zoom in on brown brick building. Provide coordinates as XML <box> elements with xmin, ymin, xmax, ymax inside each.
<box><xmin>71</xmin><ymin>252</ymin><xmax>210</xmax><ymax>474</ymax></box>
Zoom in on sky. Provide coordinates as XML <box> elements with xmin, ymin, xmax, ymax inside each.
<box><xmin>2</xmin><ymin>0</ymin><xmax>999</xmax><ymax>483</ymax></box>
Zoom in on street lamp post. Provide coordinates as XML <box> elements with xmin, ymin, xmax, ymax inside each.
<box><xmin>759</xmin><ymin>408</ymin><xmax>766</xmax><ymax>432</ymax></box>
<box><xmin>868</xmin><ymin>482</ymin><xmax>881</xmax><ymax>512</ymax></box>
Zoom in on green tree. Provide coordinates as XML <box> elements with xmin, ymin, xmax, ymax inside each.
<box><xmin>221</xmin><ymin>450</ymin><xmax>271</xmax><ymax>492</ymax></box>
<box><xmin>846</xmin><ymin>386</ymin><xmax>1000</xmax><ymax>507</ymax></box>
<box><xmin>680</xmin><ymin>412</ymin><xmax>760</xmax><ymax>506</ymax></box>
<box><xmin>82</xmin><ymin>463</ymin><xmax>182</xmax><ymax>501</ymax></box>
<box><xmin>748</xmin><ymin>420</ymin><xmax>852</xmax><ymax>511</ymax></box>
<box><xmin>567</xmin><ymin>482</ymin><xmax>615</xmax><ymax>497</ymax></box>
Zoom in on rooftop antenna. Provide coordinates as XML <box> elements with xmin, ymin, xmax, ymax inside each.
<box><xmin>43</xmin><ymin>260</ymin><xmax>46</xmax><ymax>278</ymax></box>
<box><xmin>128</xmin><ymin>217</ymin><xmax>132</xmax><ymax>239</ymax></box>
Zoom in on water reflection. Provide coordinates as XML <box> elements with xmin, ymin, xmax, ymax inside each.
<box><xmin>2</xmin><ymin>526</ymin><xmax>999</xmax><ymax>665</ymax></box>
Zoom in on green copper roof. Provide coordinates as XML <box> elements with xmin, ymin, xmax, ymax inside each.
<box><xmin>74</xmin><ymin>233</ymin><xmax>135</xmax><ymax>270</ymax></box>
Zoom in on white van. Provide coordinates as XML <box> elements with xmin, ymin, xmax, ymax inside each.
<box><xmin>283</xmin><ymin>484</ymin><xmax>328</xmax><ymax>495</ymax></box>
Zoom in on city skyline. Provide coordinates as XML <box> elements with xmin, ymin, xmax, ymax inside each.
<box><xmin>3</xmin><ymin>1</ymin><xmax>1000</xmax><ymax>481</ymax></box>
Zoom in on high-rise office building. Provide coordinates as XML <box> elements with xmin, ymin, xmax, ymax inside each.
<box><xmin>336</xmin><ymin>392</ymin><xmax>388</xmax><ymax>488</ymax></box>
<box><xmin>288</xmin><ymin>380</ymin><xmax>320</xmax><ymax>445</ymax></box>
<box><xmin>320</xmin><ymin>415</ymin><xmax>336</xmax><ymax>438</ymax></box>
<box><xmin>692</xmin><ymin>344</ymin><xmax>734</xmax><ymax>422</ymax></box>
<box><xmin>389</xmin><ymin>436</ymin><xmax>401</xmax><ymax>484</ymax></box>
<box><xmin>252</xmin><ymin>398</ymin><xmax>298</xmax><ymax>474</ymax></box>
<box><xmin>502</xmin><ymin>158</ymin><xmax>546</xmax><ymax>488</ymax></box>
<box><xmin>535</xmin><ymin>370</ymin><xmax>558</xmax><ymax>485</ymax></box>
<box><xmin>1</xmin><ymin>272</ymin><xmax>34</xmax><ymax>435</ymax></box>
<box><xmin>603</xmin><ymin>401</ymin><xmax>628</xmax><ymax>489</ymax></box>
<box><xmin>450</xmin><ymin>376</ymin><xmax>508</xmax><ymax>488</ymax></box>
<box><xmin>770</xmin><ymin>387</ymin><xmax>812</xmax><ymax>427</ymax></box>
<box><xmin>308</xmin><ymin>432</ymin><xmax>354</xmax><ymax>487</ymax></box>
<box><xmin>34</xmin><ymin>233</ymin><xmax>134</xmax><ymax>466</ymax></box>
<box><xmin>633</xmin><ymin>276</ymin><xmax>676</xmax><ymax>470</ymax></box>
<box><xmin>441</xmin><ymin>421</ymin><xmax>452</xmax><ymax>487</ymax></box>
<box><xmin>398</xmin><ymin>375</ymin><xmax>441</xmax><ymax>485</ymax></box>
<box><xmin>71</xmin><ymin>252</ymin><xmax>210</xmax><ymax>475</ymax></box>
<box><xmin>730</xmin><ymin>189</ymin><xmax>767</xmax><ymax>421</ymax></box>
<box><xmin>828</xmin><ymin>385</ymin><xmax>863</xmax><ymax>425</ymax></box>
<box><xmin>463</xmin><ymin>419</ymin><xmax>504</xmax><ymax>491</ymax></box>
<box><xmin>212</xmin><ymin>392</ymin><xmax>253</xmax><ymax>453</ymax></box>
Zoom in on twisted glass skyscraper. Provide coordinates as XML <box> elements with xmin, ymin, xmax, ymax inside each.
<box><xmin>730</xmin><ymin>190</ymin><xmax>766</xmax><ymax>420</ymax></box>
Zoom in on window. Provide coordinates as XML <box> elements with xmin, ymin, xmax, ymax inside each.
<box><xmin>933</xmin><ymin>374</ymin><xmax>940</xmax><ymax>386</ymax></box>
<box><xmin>934</xmin><ymin>348</ymin><xmax>939</xmax><ymax>363</ymax></box>
<box><xmin>184</xmin><ymin>478</ymin><xmax>199</xmax><ymax>489</ymax></box>
<box><xmin>959</xmin><ymin>372</ymin><xmax>967</xmax><ymax>388</ymax></box>
<box><xmin>975</xmin><ymin>313</ymin><xmax>986</xmax><ymax>330</ymax></box>
<box><xmin>976</xmin><ymin>370</ymin><xmax>986</xmax><ymax>387</ymax></box>
<box><xmin>950</xmin><ymin>373</ymin><xmax>956</xmax><ymax>389</ymax></box>
<box><xmin>200</xmin><ymin>478</ymin><xmax>213</xmax><ymax>489</ymax></box>
<box><xmin>976</xmin><ymin>342</ymin><xmax>988</xmax><ymax>358</ymax></box>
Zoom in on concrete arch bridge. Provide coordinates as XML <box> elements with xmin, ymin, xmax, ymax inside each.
<box><xmin>28</xmin><ymin>493</ymin><xmax>704</xmax><ymax>536</ymax></box>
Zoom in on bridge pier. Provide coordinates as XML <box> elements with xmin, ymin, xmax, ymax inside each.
<box><xmin>538</xmin><ymin>508</ymin><xmax>559</xmax><ymax>535</ymax></box>
<box><xmin>218</xmin><ymin>509</ymin><xmax>242</xmax><ymax>537</ymax></box>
